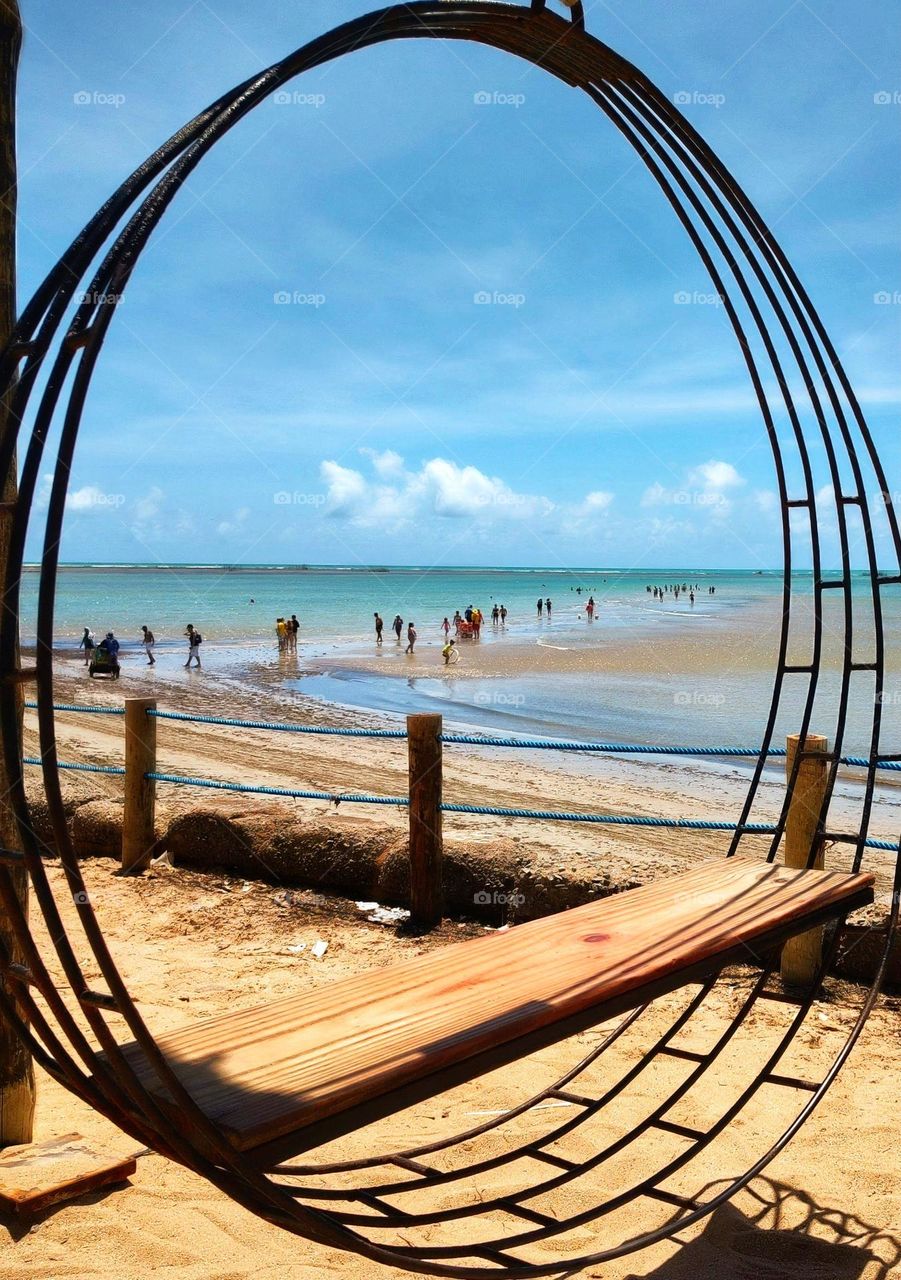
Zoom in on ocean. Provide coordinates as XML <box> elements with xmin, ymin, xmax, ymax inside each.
<box><xmin>20</xmin><ymin>565</ymin><xmax>901</xmax><ymax>755</ymax></box>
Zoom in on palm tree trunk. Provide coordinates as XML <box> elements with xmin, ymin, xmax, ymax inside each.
<box><xmin>0</xmin><ymin>0</ymin><xmax>34</xmax><ymax>1147</ymax></box>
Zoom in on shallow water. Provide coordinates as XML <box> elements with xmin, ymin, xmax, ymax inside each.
<box><xmin>24</xmin><ymin>564</ymin><xmax>901</xmax><ymax>754</ymax></box>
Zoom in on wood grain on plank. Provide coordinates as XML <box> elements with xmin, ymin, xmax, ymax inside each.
<box><xmin>113</xmin><ymin>859</ymin><xmax>873</xmax><ymax>1151</ymax></box>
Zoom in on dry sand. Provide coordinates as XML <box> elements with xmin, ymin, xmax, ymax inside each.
<box><xmin>1</xmin><ymin>857</ymin><xmax>898</xmax><ymax>1280</ymax></box>
<box><xmin>3</xmin><ymin>656</ymin><xmax>899</xmax><ymax>1278</ymax></box>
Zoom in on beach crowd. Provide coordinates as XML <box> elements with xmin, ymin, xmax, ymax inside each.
<box><xmin>75</xmin><ymin>582</ymin><xmax>718</xmax><ymax>678</ymax></box>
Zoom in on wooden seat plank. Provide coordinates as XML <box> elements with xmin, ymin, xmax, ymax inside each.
<box><xmin>112</xmin><ymin>859</ymin><xmax>873</xmax><ymax>1151</ymax></box>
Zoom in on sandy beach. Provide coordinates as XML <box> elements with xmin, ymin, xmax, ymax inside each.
<box><xmin>6</xmin><ymin>623</ymin><xmax>900</xmax><ymax>1279</ymax></box>
<box><xmin>4</xmin><ymin>856</ymin><xmax>899</xmax><ymax>1280</ymax></box>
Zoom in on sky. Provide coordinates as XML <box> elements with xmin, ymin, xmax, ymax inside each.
<box><xmin>14</xmin><ymin>0</ymin><xmax>901</xmax><ymax>569</ymax></box>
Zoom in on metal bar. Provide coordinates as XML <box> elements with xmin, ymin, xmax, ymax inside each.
<box><xmin>653</xmin><ymin>1119</ymin><xmax>706</xmax><ymax>1141</ymax></box>
<box><xmin>78</xmin><ymin>990</ymin><xmax>120</xmax><ymax>1012</ymax></box>
<box><xmin>763</xmin><ymin>1073</ymin><xmax>820</xmax><ymax>1092</ymax></box>
<box><xmin>658</xmin><ymin>1046</ymin><xmax>706</xmax><ymax>1064</ymax></box>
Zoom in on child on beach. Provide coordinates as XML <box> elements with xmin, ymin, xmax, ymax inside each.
<box><xmin>79</xmin><ymin>627</ymin><xmax>95</xmax><ymax>665</ymax></box>
<box><xmin>442</xmin><ymin>617</ymin><xmax>450</xmax><ymax>638</ymax></box>
<box><xmin>141</xmin><ymin>625</ymin><xmax>155</xmax><ymax>665</ymax></box>
<box><xmin>442</xmin><ymin>639</ymin><xmax>457</xmax><ymax>665</ymax></box>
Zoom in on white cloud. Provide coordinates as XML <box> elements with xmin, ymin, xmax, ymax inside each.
<box><xmin>686</xmin><ymin>460</ymin><xmax>745</xmax><ymax>492</ymax></box>
<box><xmin>642</xmin><ymin>460</ymin><xmax>745</xmax><ymax>521</ymax></box>
<box><xmin>216</xmin><ymin>506</ymin><xmax>250</xmax><ymax>536</ymax></box>
<box><xmin>320</xmin><ymin>453</ymin><xmax>555</xmax><ymax>528</ymax></box>
<box><xmin>584</xmin><ymin>490</ymin><xmax>614</xmax><ymax>512</ymax></box>
<box><xmin>321</xmin><ymin>461</ymin><xmax>368</xmax><ymax>516</ymax></box>
<box><xmin>133</xmin><ymin>486</ymin><xmax>164</xmax><ymax>523</ymax></box>
<box><xmin>360</xmin><ymin>448</ymin><xmax>405</xmax><ymax>480</ymax></box>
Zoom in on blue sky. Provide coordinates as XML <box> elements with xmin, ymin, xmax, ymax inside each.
<box><xmin>16</xmin><ymin>0</ymin><xmax>901</xmax><ymax>568</ymax></box>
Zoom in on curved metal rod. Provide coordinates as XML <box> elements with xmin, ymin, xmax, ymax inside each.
<box><xmin>0</xmin><ymin>5</ymin><xmax>895</xmax><ymax>1276</ymax></box>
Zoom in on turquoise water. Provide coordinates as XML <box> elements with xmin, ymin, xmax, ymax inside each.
<box><xmin>25</xmin><ymin>564</ymin><xmax>785</xmax><ymax>648</ymax></box>
<box><xmin>20</xmin><ymin>565</ymin><xmax>901</xmax><ymax>753</ymax></box>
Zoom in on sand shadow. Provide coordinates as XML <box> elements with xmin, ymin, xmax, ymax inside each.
<box><xmin>624</xmin><ymin>1177</ymin><xmax>901</xmax><ymax>1280</ymax></box>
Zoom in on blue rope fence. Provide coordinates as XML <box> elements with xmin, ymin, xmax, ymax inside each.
<box><xmin>20</xmin><ymin>759</ymin><xmax>896</xmax><ymax>849</ymax></box>
<box><xmin>23</xmin><ymin>757</ymin><xmax>125</xmax><ymax>776</ymax></box>
<box><xmin>25</xmin><ymin>700</ymin><xmax>901</xmax><ymax>770</ymax></box>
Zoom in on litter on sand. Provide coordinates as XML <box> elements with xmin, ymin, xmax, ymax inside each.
<box><xmin>311</xmin><ymin>940</ymin><xmax>329</xmax><ymax>959</ymax></box>
<box><xmin>150</xmin><ymin>850</ymin><xmax>172</xmax><ymax>869</ymax></box>
<box><xmin>356</xmin><ymin>902</ymin><xmax>410</xmax><ymax>926</ymax></box>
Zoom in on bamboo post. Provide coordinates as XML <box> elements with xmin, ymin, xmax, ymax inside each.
<box><xmin>781</xmin><ymin>732</ymin><xmax>829</xmax><ymax>986</ymax></box>
<box><xmin>0</xmin><ymin>0</ymin><xmax>32</xmax><ymax>1147</ymax></box>
<box><xmin>407</xmin><ymin>713</ymin><xmax>443</xmax><ymax>927</ymax></box>
<box><xmin>122</xmin><ymin>699</ymin><xmax>157</xmax><ymax>873</ymax></box>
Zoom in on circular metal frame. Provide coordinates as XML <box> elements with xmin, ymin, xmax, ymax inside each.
<box><xmin>0</xmin><ymin>3</ymin><xmax>898</xmax><ymax>1275</ymax></box>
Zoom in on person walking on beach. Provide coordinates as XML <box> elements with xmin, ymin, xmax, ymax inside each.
<box><xmin>492</xmin><ymin>604</ymin><xmax>499</xmax><ymax>625</ymax></box>
<box><xmin>140</xmin><ymin>625</ymin><xmax>156</xmax><ymax>665</ymax></box>
<box><xmin>79</xmin><ymin>626</ymin><xmax>95</xmax><ymax>665</ymax></box>
<box><xmin>185</xmin><ymin>624</ymin><xmax>202</xmax><ymax>669</ymax></box>
<box><xmin>374</xmin><ymin>612</ymin><xmax>383</xmax><ymax>645</ymax></box>
<box><xmin>472</xmin><ymin>606</ymin><xmax>482</xmax><ymax>638</ymax></box>
<box><xmin>393</xmin><ymin>614</ymin><xmax>403</xmax><ymax>641</ymax></box>
<box><xmin>545</xmin><ymin>597</ymin><xmax>552</xmax><ymax>618</ymax></box>
<box><xmin>537</xmin><ymin>597</ymin><xmax>543</xmax><ymax>617</ymax></box>
<box><xmin>405</xmin><ymin>621</ymin><xmax>417</xmax><ymax>655</ymax></box>
<box><xmin>500</xmin><ymin>604</ymin><xmax>507</xmax><ymax>625</ymax></box>
<box><xmin>442</xmin><ymin>616</ymin><xmax>450</xmax><ymax>639</ymax></box>
<box><xmin>586</xmin><ymin>597</ymin><xmax>594</xmax><ymax>621</ymax></box>
<box><xmin>289</xmin><ymin>614</ymin><xmax>300</xmax><ymax>650</ymax></box>
<box><xmin>453</xmin><ymin>610</ymin><xmax>462</xmax><ymax>634</ymax></box>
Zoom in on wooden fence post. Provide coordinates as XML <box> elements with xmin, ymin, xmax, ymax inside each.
<box><xmin>407</xmin><ymin>713</ymin><xmax>443</xmax><ymax>927</ymax></box>
<box><xmin>122</xmin><ymin>698</ymin><xmax>157</xmax><ymax>873</ymax></box>
<box><xmin>781</xmin><ymin>731</ymin><xmax>829</xmax><ymax>986</ymax></box>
